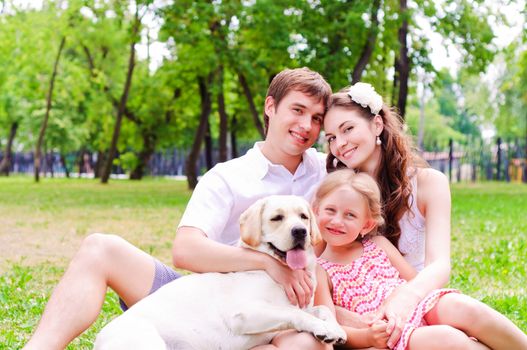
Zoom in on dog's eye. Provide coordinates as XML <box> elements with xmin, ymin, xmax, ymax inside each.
<box><xmin>300</xmin><ymin>213</ymin><xmax>308</xmax><ymax>220</ymax></box>
<box><xmin>271</xmin><ymin>215</ymin><xmax>284</xmax><ymax>221</ymax></box>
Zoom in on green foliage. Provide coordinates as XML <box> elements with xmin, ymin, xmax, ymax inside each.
<box><xmin>494</xmin><ymin>43</ymin><xmax>527</xmax><ymax>139</ymax></box>
<box><xmin>406</xmin><ymin>98</ymin><xmax>466</xmax><ymax>150</ymax></box>
<box><xmin>0</xmin><ymin>0</ymin><xmax>522</xmax><ymax>177</ymax></box>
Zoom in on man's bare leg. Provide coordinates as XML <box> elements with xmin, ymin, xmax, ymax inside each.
<box><xmin>23</xmin><ymin>233</ymin><xmax>157</xmax><ymax>350</ymax></box>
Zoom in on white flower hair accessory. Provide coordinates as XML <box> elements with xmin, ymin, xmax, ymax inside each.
<box><xmin>346</xmin><ymin>82</ymin><xmax>383</xmax><ymax>115</ymax></box>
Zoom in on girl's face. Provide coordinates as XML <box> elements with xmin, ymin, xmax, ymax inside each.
<box><xmin>324</xmin><ymin>107</ymin><xmax>383</xmax><ymax>174</ymax></box>
<box><xmin>314</xmin><ymin>185</ymin><xmax>374</xmax><ymax>247</ymax></box>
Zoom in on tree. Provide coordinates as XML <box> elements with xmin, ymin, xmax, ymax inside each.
<box><xmin>393</xmin><ymin>0</ymin><xmax>410</xmax><ymax>118</ymax></box>
<box><xmin>101</xmin><ymin>2</ymin><xmax>144</xmax><ymax>184</ymax></box>
<box><xmin>34</xmin><ymin>36</ymin><xmax>66</xmax><ymax>182</ymax></box>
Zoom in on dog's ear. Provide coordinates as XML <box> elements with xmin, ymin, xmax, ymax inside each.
<box><xmin>307</xmin><ymin>205</ymin><xmax>322</xmax><ymax>245</ymax></box>
<box><xmin>239</xmin><ymin>198</ymin><xmax>266</xmax><ymax>247</ymax></box>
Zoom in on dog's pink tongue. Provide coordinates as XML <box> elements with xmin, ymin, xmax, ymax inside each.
<box><xmin>286</xmin><ymin>249</ymin><xmax>307</xmax><ymax>270</ymax></box>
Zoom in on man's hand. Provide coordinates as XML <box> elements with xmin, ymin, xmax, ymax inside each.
<box><xmin>263</xmin><ymin>256</ymin><xmax>313</xmax><ymax>308</ymax></box>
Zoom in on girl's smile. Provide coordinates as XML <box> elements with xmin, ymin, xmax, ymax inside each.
<box><xmin>315</xmin><ymin>185</ymin><xmax>373</xmax><ymax>247</ymax></box>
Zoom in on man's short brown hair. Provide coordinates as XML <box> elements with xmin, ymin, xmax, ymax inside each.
<box><xmin>264</xmin><ymin>67</ymin><xmax>332</xmax><ymax>135</ymax></box>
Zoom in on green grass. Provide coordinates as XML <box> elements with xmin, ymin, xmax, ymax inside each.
<box><xmin>0</xmin><ymin>176</ymin><xmax>526</xmax><ymax>349</ymax></box>
<box><xmin>449</xmin><ymin>182</ymin><xmax>527</xmax><ymax>331</ymax></box>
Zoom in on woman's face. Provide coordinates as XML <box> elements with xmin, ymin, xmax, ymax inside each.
<box><xmin>324</xmin><ymin>106</ymin><xmax>382</xmax><ymax>173</ymax></box>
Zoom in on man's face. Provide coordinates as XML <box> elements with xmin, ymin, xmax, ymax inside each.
<box><xmin>265</xmin><ymin>90</ymin><xmax>325</xmax><ymax>156</ymax></box>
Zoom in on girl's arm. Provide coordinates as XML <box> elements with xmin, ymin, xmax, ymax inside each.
<box><xmin>315</xmin><ymin>264</ymin><xmax>372</xmax><ymax>329</ymax></box>
<box><xmin>341</xmin><ymin>325</ymin><xmax>388</xmax><ymax>349</ymax></box>
<box><xmin>379</xmin><ymin>168</ymin><xmax>452</xmax><ymax>348</ymax></box>
<box><xmin>315</xmin><ymin>264</ymin><xmax>389</xmax><ymax>348</ymax></box>
<box><xmin>314</xmin><ymin>264</ymin><xmax>335</xmax><ymax>314</ymax></box>
<box><xmin>371</xmin><ymin>235</ymin><xmax>416</xmax><ymax>281</ymax></box>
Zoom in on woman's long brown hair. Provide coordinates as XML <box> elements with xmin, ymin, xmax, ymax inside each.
<box><xmin>325</xmin><ymin>91</ymin><xmax>427</xmax><ymax>248</ymax></box>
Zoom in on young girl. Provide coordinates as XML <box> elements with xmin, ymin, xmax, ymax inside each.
<box><xmin>313</xmin><ymin>169</ymin><xmax>527</xmax><ymax>350</ymax></box>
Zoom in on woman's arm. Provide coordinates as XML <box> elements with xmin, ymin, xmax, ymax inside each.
<box><xmin>406</xmin><ymin>167</ymin><xmax>452</xmax><ymax>292</ymax></box>
<box><xmin>381</xmin><ymin>168</ymin><xmax>452</xmax><ymax>347</ymax></box>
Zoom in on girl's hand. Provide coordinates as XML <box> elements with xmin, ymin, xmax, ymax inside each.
<box><xmin>378</xmin><ymin>284</ymin><xmax>422</xmax><ymax>348</ymax></box>
<box><xmin>263</xmin><ymin>255</ymin><xmax>313</xmax><ymax>308</ymax></box>
<box><xmin>367</xmin><ymin>319</ymin><xmax>390</xmax><ymax>349</ymax></box>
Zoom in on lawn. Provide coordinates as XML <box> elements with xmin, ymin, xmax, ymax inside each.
<box><xmin>0</xmin><ymin>176</ymin><xmax>526</xmax><ymax>349</ymax></box>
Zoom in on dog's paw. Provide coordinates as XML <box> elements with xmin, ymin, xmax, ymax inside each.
<box><xmin>310</xmin><ymin>322</ymin><xmax>347</xmax><ymax>345</ymax></box>
<box><xmin>314</xmin><ymin>332</ymin><xmax>346</xmax><ymax>345</ymax></box>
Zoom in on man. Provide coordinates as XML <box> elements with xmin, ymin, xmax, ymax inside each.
<box><xmin>24</xmin><ymin>67</ymin><xmax>331</xmax><ymax>350</ymax></box>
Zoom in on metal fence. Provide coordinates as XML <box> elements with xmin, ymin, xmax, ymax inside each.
<box><xmin>1</xmin><ymin>138</ymin><xmax>526</xmax><ymax>183</ymax></box>
<box><xmin>422</xmin><ymin>138</ymin><xmax>527</xmax><ymax>183</ymax></box>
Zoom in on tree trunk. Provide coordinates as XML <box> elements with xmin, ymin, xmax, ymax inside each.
<box><xmin>60</xmin><ymin>153</ymin><xmax>70</xmax><ymax>178</ymax></box>
<box><xmin>34</xmin><ymin>36</ymin><xmax>66</xmax><ymax>182</ymax></box>
<box><xmin>231</xmin><ymin>114</ymin><xmax>238</xmax><ymax>159</ymax></box>
<box><xmin>185</xmin><ymin>74</ymin><xmax>213</xmax><ymax>190</ymax></box>
<box><xmin>394</xmin><ymin>0</ymin><xmax>409</xmax><ymax>119</ymax></box>
<box><xmin>94</xmin><ymin>150</ymin><xmax>106</xmax><ymax>178</ymax></box>
<box><xmin>130</xmin><ymin>132</ymin><xmax>156</xmax><ymax>180</ymax></box>
<box><xmin>0</xmin><ymin>121</ymin><xmax>18</xmax><ymax>176</ymax></box>
<box><xmin>101</xmin><ymin>14</ymin><xmax>140</xmax><ymax>184</ymax></box>
<box><xmin>46</xmin><ymin>151</ymin><xmax>54</xmax><ymax>178</ymax></box>
<box><xmin>351</xmin><ymin>0</ymin><xmax>381</xmax><ymax>84</ymax></box>
<box><xmin>217</xmin><ymin>65</ymin><xmax>228</xmax><ymax>163</ymax></box>
<box><xmin>77</xmin><ymin>149</ymin><xmax>84</xmax><ymax>176</ymax></box>
<box><xmin>204</xmin><ymin>119</ymin><xmax>213</xmax><ymax>170</ymax></box>
<box><xmin>237</xmin><ymin>71</ymin><xmax>265</xmax><ymax>138</ymax></box>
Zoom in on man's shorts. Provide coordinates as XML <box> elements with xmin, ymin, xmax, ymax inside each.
<box><xmin>119</xmin><ymin>258</ymin><xmax>182</xmax><ymax>311</ymax></box>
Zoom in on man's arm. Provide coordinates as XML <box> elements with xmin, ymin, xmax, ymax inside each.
<box><xmin>172</xmin><ymin>227</ymin><xmax>269</xmax><ymax>273</ymax></box>
<box><xmin>172</xmin><ymin>227</ymin><xmax>314</xmax><ymax>308</ymax></box>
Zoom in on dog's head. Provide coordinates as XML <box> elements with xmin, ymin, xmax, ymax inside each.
<box><xmin>239</xmin><ymin>195</ymin><xmax>321</xmax><ymax>270</ymax></box>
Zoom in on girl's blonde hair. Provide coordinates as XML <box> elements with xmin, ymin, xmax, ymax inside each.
<box><xmin>313</xmin><ymin>169</ymin><xmax>385</xmax><ymax>236</ymax></box>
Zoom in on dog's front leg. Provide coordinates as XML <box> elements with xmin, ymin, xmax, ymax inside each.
<box><xmin>229</xmin><ymin>304</ymin><xmax>346</xmax><ymax>345</ymax></box>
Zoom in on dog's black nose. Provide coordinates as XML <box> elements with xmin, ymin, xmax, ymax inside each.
<box><xmin>291</xmin><ymin>226</ymin><xmax>307</xmax><ymax>240</ymax></box>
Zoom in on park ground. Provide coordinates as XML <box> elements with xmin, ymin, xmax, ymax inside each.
<box><xmin>0</xmin><ymin>176</ymin><xmax>526</xmax><ymax>349</ymax></box>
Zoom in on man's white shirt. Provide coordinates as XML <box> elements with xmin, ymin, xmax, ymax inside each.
<box><xmin>178</xmin><ymin>142</ymin><xmax>327</xmax><ymax>246</ymax></box>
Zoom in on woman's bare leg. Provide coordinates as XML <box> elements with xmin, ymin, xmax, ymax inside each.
<box><xmin>23</xmin><ymin>233</ymin><xmax>157</xmax><ymax>350</ymax></box>
<box><xmin>424</xmin><ymin>293</ymin><xmax>527</xmax><ymax>350</ymax></box>
<box><xmin>408</xmin><ymin>325</ymin><xmax>489</xmax><ymax>350</ymax></box>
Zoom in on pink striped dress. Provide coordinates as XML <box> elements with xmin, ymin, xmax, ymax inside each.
<box><xmin>317</xmin><ymin>238</ymin><xmax>457</xmax><ymax>350</ymax></box>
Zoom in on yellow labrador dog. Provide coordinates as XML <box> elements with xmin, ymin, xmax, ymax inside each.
<box><xmin>94</xmin><ymin>195</ymin><xmax>346</xmax><ymax>350</ymax></box>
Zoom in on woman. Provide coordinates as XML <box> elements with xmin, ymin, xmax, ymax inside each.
<box><xmin>322</xmin><ymin>83</ymin><xmax>452</xmax><ymax>348</ymax></box>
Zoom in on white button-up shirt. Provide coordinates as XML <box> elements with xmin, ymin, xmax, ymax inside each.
<box><xmin>178</xmin><ymin>142</ymin><xmax>327</xmax><ymax>246</ymax></box>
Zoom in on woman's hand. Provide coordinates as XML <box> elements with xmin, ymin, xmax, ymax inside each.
<box><xmin>263</xmin><ymin>255</ymin><xmax>313</xmax><ymax>308</ymax></box>
<box><xmin>367</xmin><ymin>319</ymin><xmax>390</xmax><ymax>349</ymax></box>
<box><xmin>377</xmin><ymin>284</ymin><xmax>422</xmax><ymax>348</ymax></box>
